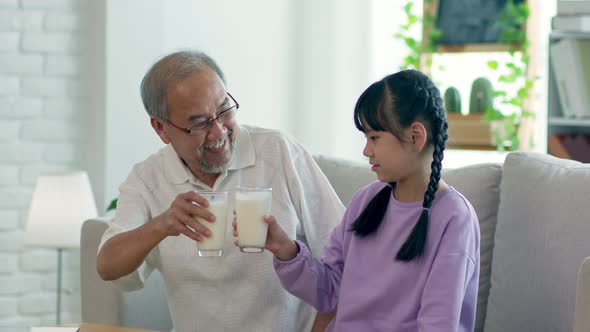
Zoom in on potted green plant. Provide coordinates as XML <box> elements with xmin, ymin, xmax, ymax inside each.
<box><xmin>484</xmin><ymin>0</ymin><xmax>536</xmax><ymax>151</ymax></box>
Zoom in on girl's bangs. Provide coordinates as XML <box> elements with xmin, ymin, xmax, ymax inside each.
<box><xmin>354</xmin><ymin>81</ymin><xmax>387</xmax><ymax>133</ymax></box>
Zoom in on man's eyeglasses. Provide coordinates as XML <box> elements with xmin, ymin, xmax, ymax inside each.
<box><xmin>167</xmin><ymin>92</ymin><xmax>239</xmax><ymax>136</ymax></box>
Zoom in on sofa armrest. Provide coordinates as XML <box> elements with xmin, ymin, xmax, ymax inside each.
<box><xmin>80</xmin><ymin>218</ymin><xmax>173</xmax><ymax>330</ymax></box>
<box><xmin>80</xmin><ymin>218</ymin><xmax>122</xmax><ymax>325</ymax></box>
<box><xmin>574</xmin><ymin>256</ymin><xmax>590</xmax><ymax>332</ymax></box>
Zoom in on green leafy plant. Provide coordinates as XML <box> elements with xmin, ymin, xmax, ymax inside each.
<box><xmin>484</xmin><ymin>0</ymin><xmax>536</xmax><ymax>151</ymax></box>
<box><xmin>106</xmin><ymin>198</ymin><xmax>117</xmax><ymax>212</ymax></box>
<box><xmin>394</xmin><ymin>0</ymin><xmax>442</xmax><ymax>71</ymax></box>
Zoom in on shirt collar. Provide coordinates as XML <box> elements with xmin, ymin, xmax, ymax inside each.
<box><xmin>163</xmin><ymin>125</ymin><xmax>256</xmax><ymax>185</ymax></box>
<box><xmin>227</xmin><ymin>125</ymin><xmax>256</xmax><ymax>171</ymax></box>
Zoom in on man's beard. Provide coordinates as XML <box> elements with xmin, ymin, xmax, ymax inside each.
<box><xmin>199</xmin><ymin>131</ymin><xmax>234</xmax><ymax>174</ymax></box>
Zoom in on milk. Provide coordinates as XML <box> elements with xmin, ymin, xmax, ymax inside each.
<box><xmin>236</xmin><ymin>188</ymin><xmax>272</xmax><ymax>253</ymax></box>
<box><xmin>194</xmin><ymin>191</ymin><xmax>228</xmax><ymax>256</ymax></box>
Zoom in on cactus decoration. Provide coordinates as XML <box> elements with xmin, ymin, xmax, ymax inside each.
<box><xmin>443</xmin><ymin>87</ymin><xmax>462</xmax><ymax>114</ymax></box>
<box><xmin>469</xmin><ymin>77</ymin><xmax>494</xmax><ymax>114</ymax></box>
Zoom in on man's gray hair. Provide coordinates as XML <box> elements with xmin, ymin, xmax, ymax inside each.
<box><xmin>140</xmin><ymin>50</ymin><xmax>226</xmax><ymax>120</ymax></box>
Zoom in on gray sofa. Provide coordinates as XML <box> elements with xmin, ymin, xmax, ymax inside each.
<box><xmin>81</xmin><ymin>152</ymin><xmax>590</xmax><ymax>332</ymax></box>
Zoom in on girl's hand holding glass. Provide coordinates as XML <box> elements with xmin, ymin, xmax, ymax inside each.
<box><xmin>232</xmin><ymin>212</ymin><xmax>298</xmax><ymax>261</ymax></box>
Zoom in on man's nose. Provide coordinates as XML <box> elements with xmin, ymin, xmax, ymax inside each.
<box><xmin>207</xmin><ymin>120</ymin><xmax>227</xmax><ymax>140</ymax></box>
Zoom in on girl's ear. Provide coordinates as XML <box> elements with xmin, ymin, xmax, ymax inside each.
<box><xmin>409</xmin><ymin>122</ymin><xmax>428</xmax><ymax>152</ymax></box>
<box><xmin>150</xmin><ymin>116</ymin><xmax>171</xmax><ymax>144</ymax></box>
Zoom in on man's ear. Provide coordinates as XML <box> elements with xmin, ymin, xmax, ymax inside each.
<box><xmin>150</xmin><ymin>116</ymin><xmax>171</xmax><ymax>144</ymax></box>
<box><xmin>409</xmin><ymin>122</ymin><xmax>428</xmax><ymax>152</ymax></box>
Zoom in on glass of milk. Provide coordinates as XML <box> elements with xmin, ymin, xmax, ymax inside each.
<box><xmin>235</xmin><ymin>187</ymin><xmax>272</xmax><ymax>253</ymax></box>
<box><xmin>194</xmin><ymin>190</ymin><xmax>229</xmax><ymax>257</ymax></box>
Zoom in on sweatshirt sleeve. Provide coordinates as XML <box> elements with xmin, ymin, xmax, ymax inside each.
<box><xmin>418</xmin><ymin>208</ymin><xmax>479</xmax><ymax>332</ymax></box>
<box><xmin>273</xmin><ymin>212</ymin><xmax>350</xmax><ymax>313</ymax></box>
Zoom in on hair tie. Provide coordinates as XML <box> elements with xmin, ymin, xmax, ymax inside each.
<box><xmin>422</xmin><ymin>207</ymin><xmax>430</xmax><ymax>212</ymax></box>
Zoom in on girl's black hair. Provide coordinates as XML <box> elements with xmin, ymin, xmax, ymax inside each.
<box><xmin>351</xmin><ymin>69</ymin><xmax>448</xmax><ymax>262</ymax></box>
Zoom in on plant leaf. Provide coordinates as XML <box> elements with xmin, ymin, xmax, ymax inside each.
<box><xmin>106</xmin><ymin>198</ymin><xmax>118</xmax><ymax>212</ymax></box>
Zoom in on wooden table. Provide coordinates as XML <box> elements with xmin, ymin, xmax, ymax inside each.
<box><xmin>72</xmin><ymin>323</ymin><xmax>161</xmax><ymax>332</ymax></box>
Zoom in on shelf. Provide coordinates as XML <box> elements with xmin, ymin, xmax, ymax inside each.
<box><xmin>433</xmin><ymin>43</ymin><xmax>522</xmax><ymax>53</ymax></box>
<box><xmin>548</xmin><ymin>117</ymin><xmax>590</xmax><ymax>127</ymax></box>
<box><xmin>551</xmin><ymin>31</ymin><xmax>590</xmax><ymax>40</ymax></box>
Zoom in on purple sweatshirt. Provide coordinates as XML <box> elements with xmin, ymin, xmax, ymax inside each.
<box><xmin>274</xmin><ymin>181</ymin><xmax>480</xmax><ymax>332</ymax></box>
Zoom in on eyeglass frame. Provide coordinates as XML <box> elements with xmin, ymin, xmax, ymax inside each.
<box><xmin>165</xmin><ymin>92</ymin><xmax>239</xmax><ymax>135</ymax></box>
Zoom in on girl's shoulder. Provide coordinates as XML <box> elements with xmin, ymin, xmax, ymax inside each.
<box><xmin>434</xmin><ymin>186</ymin><xmax>479</xmax><ymax>231</ymax></box>
<box><xmin>437</xmin><ymin>186</ymin><xmax>476</xmax><ymax>215</ymax></box>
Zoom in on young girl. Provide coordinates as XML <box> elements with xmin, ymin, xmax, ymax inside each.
<box><xmin>234</xmin><ymin>70</ymin><xmax>480</xmax><ymax>331</ymax></box>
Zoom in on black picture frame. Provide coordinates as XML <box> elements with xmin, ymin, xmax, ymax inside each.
<box><xmin>434</xmin><ymin>0</ymin><xmax>526</xmax><ymax>45</ymax></box>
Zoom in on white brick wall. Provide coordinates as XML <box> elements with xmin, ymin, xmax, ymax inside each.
<box><xmin>0</xmin><ymin>11</ymin><xmax>20</xmax><ymax>31</ymax></box>
<box><xmin>0</xmin><ymin>210</ymin><xmax>19</xmax><ymax>231</ymax></box>
<box><xmin>0</xmin><ymin>253</ymin><xmax>18</xmax><ymax>273</ymax></box>
<box><xmin>0</xmin><ymin>297</ymin><xmax>18</xmax><ymax>318</ymax></box>
<box><xmin>0</xmin><ymin>76</ymin><xmax>20</xmax><ymax>94</ymax></box>
<box><xmin>0</xmin><ymin>97</ymin><xmax>43</xmax><ymax>118</ymax></box>
<box><xmin>0</xmin><ymin>166</ymin><xmax>19</xmax><ymax>185</ymax></box>
<box><xmin>22</xmin><ymin>11</ymin><xmax>44</xmax><ymax>31</ymax></box>
<box><xmin>0</xmin><ymin>0</ymin><xmax>88</xmax><ymax>325</ymax></box>
<box><xmin>0</xmin><ymin>1</ymin><xmax>19</xmax><ymax>9</ymax></box>
<box><xmin>0</xmin><ymin>54</ymin><xmax>44</xmax><ymax>74</ymax></box>
<box><xmin>0</xmin><ymin>32</ymin><xmax>19</xmax><ymax>52</ymax></box>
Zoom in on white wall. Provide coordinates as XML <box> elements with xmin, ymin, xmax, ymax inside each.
<box><xmin>102</xmin><ymin>0</ymin><xmax>165</xmax><ymax>210</ymax></box>
<box><xmin>161</xmin><ymin>0</ymin><xmax>376</xmax><ymax>161</ymax></box>
<box><xmin>0</xmin><ymin>0</ymin><xmax>88</xmax><ymax>325</ymax></box>
<box><xmin>86</xmin><ymin>0</ymin><xmax>166</xmax><ymax>210</ymax></box>
<box><xmin>88</xmin><ymin>0</ymin><xmax>384</xmax><ymax>208</ymax></box>
<box><xmin>162</xmin><ymin>0</ymin><xmax>296</xmax><ymax>134</ymax></box>
<box><xmin>294</xmin><ymin>0</ymin><xmax>373</xmax><ymax>160</ymax></box>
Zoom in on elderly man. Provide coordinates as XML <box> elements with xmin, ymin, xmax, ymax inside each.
<box><xmin>96</xmin><ymin>50</ymin><xmax>344</xmax><ymax>332</ymax></box>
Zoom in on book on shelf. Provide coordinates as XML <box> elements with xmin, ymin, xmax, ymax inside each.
<box><xmin>548</xmin><ymin>133</ymin><xmax>590</xmax><ymax>163</ymax></box>
<box><xmin>558</xmin><ymin>0</ymin><xmax>590</xmax><ymax>15</ymax></box>
<box><xmin>549</xmin><ymin>38</ymin><xmax>590</xmax><ymax>118</ymax></box>
<box><xmin>552</xmin><ymin>15</ymin><xmax>590</xmax><ymax>32</ymax></box>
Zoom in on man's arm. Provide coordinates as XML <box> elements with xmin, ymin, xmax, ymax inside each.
<box><xmin>97</xmin><ymin>216</ymin><xmax>167</xmax><ymax>280</ymax></box>
<box><xmin>97</xmin><ymin>191</ymin><xmax>215</xmax><ymax>281</ymax></box>
<box><xmin>311</xmin><ymin>310</ymin><xmax>336</xmax><ymax>332</ymax></box>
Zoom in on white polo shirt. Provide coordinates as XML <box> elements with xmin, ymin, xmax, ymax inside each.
<box><xmin>99</xmin><ymin>125</ymin><xmax>345</xmax><ymax>332</ymax></box>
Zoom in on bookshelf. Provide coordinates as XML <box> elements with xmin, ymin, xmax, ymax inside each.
<box><xmin>548</xmin><ymin>31</ymin><xmax>590</xmax><ymax>161</ymax></box>
<box><xmin>548</xmin><ymin>117</ymin><xmax>590</xmax><ymax>127</ymax></box>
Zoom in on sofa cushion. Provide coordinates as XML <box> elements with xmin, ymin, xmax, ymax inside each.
<box><xmin>484</xmin><ymin>152</ymin><xmax>590</xmax><ymax>332</ymax></box>
<box><xmin>443</xmin><ymin>163</ymin><xmax>503</xmax><ymax>332</ymax></box>
<box><xmin>314</xmin><ymin>155</ymin><xmax>376</xmax><ymax>206</ymax></box>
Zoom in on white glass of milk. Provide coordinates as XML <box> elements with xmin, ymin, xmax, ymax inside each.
<box><xmin>194</xmin><ymin>191</ymin><xmax>229</xmax><ymax>257</ymax></box>
<box><xmin>236</xmin><ymin>187</ymin><xmax>272</xmax><ymax>253</ymax></box>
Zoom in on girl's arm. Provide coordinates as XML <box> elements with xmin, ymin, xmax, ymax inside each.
<box><xmin>418</xmin><ymin>210</ymin><xmax>479</xmax><ymax>332</ymax></box>
<box><xmin>269</xmin><ymin>213</ymin><xmax>349</xmax><ymax>313</ymax></box>
<box><xmin>232</xmin><ymin>213</ymin><xmax>346</xmax><ymax>312</ymax></box>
